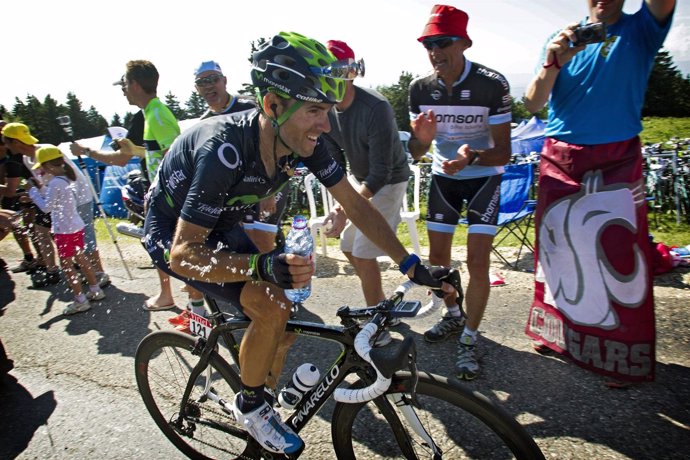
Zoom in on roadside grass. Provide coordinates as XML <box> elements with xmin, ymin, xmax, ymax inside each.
<box><xmin>392</xmin><ymin>211</ymin><xmax>690</xmax><ymax>251</ymax></box>
<box><xmin>94</xmin><ymin>218</ymin><xmax>141</xmax><ymax>247</ymax></box>
<box><xmin>101</xmin><ymin>205</ymin><xmax>685</xmax><ymax>253</ymax></box>
<box><xmin>641</xmin><ymin>117</ymin><xmax>690</xmax><ymax>144</ymax></box>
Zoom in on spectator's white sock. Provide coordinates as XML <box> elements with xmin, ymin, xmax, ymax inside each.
<box><xmin>76</xmin><ymin>293</ymin><xmax>87</xmax><ymax>304</ymax></box>
<box><xmin>461</xmin><ymin>327</ymin><xmax>477</xmax><ymax>344</ymax></box>
<box><xmin>446</xmin><ymin>305</ymin><xmax>463</xmax><ymax>318</ymax></box>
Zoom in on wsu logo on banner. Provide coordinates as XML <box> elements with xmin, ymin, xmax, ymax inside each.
<box><xmin>536</xmin><ymin>171</ymin><xmax>648</xmax><ymax>329</ymax></box>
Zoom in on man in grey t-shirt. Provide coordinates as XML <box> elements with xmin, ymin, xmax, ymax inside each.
<box><xmin>323</xmin><ymin>40</ymin><xmax>411</xmax><ymax>307</ymax></box>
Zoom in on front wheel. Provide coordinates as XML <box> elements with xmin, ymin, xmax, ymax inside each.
<box><xmin>135</xmin><ymin>331</ymin><xmax>250</xmax><ymax>459</ymax></box>
<box><xmin>331</xmin><ymin>371</ymin><xmax>544</xmax><ymax>460</ymax></box>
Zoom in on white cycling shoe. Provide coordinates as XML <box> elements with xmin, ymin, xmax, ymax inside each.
<box><xmin>232</xmin><ymin>394</ymin><xmax>304</xmax><ymax>455</ymax></box>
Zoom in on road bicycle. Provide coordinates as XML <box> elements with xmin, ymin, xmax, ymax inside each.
<box><xmin>134</xmin><ymin>274</ymin><xmax>545</xmax><ymax>459</ymax></box>
<box><xmin>644</xmin><ymin>140</ymin><xmax>690</xmax><ymax>225</ymax></box>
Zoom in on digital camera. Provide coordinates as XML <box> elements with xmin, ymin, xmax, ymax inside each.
<box><xmin>573</xmin><ymin>22</ymin><xmax>607</xmax><ymax>46</ymax></box>
<box><xmin>109</xmin><ymin>139</ymin><xmax>120</xmax><ymax>151</ymax></box>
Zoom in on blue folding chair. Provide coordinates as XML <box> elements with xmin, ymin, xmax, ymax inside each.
<box><xmin>491</xmin><ymin>163</ymin><xmax>537</xmax><ymax>270</ymax></box>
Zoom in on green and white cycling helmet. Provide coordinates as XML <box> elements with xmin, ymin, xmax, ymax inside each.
<box><xmin>251</xmin><ymin>32</ymin><xmax>345</xmax><ymax>105</ymax></box>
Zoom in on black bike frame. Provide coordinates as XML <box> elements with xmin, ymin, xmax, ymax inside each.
<box><xmin>179</xmin><ymin>299</ymin><xmax>380</xmax><ymax>434</ymax></box>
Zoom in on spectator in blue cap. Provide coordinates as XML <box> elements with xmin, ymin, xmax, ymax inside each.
<box><xmin>194</xmin><ymin>60</ymin><xmax>255</xmax><ymax>119</ymax></box>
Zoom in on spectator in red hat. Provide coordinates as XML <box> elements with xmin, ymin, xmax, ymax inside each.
<box><xmin>322</xmin><ymin>40</ymin><xmax>411</xmax><ymax>324</ymax></box>
<box><xmin>407</xmin><ymin>4</ymin><xmax>512</xmax><ymax>380</ymax></box>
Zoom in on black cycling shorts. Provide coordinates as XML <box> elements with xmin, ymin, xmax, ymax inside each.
<box><xmin>144</xmin><ymin>204</ymin><xmax>258</xmax><ymax>312</ymax></box>
<box><xmin>425</xmin><ymin>174</ymin><xmax>501</xmax><ymax>236</ymax></box>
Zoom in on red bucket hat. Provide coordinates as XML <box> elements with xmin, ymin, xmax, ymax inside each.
<box><xmin>418</xmin><ymin>4</ymin><xmax>472</xmax><ymax>45</ymax></box>
<box><xmin>326</xmin><ymin>40</ymin><xmax>355</xmax><ymax>61</ymax></box>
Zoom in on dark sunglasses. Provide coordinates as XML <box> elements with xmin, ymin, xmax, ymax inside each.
<box><xmin>422</xmin><ymin>36</ymin><xmax>461</xmax><ymax>50</ymax></box>
<box><xmin>195</xmin><ymin>74</ymin><xmax>223</xmax><ymax>87</ymax></box>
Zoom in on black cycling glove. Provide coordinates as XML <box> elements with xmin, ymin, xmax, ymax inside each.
<box><xmin>249</xmin><ymin>249</ymin><xmax>294</xmax><ymax>289</ymax></box>
<box><xmin>427</xmin><ymin>266</ymin><xmax>462</xmax><ymax>298</ymax></box>
<box><xmin>409</xmin><ymin>263</ymin><xmax>444</xmax><ymax>290</ymax></box>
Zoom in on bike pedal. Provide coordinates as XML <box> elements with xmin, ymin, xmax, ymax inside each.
<box><xmin>285</xmin><ymin>443</ymin><xmax>305</xmax><ymax>459</ymax></box>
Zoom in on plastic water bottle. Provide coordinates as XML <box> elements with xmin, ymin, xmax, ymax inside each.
<box><xmin>278</xmin><ymin>363</ymin><xmax>320</xmax><ymax>410</ymax></box>
<box><xmin>284</xmin><ymin>215</ymin><xmax>313</xmax><ymax>303</ymax></box>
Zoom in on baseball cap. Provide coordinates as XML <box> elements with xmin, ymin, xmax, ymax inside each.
<box><xmin>33</xmin><ymin>145</ymin><xmax>63</xmax><ymax>169</ymax></box>
<box><xmin>194</xmin><ymin>61</ymin><xmax>223</xmax><ymax>78</ymax></box>
<box><xmin>418</xmin><ymin>4</ymin><xmax>472</xmax><ymax>45</ymax></box>
<box><xmin>326</xmin><ymin>40</ymin><xmax>355</xmax><ymax>61</ymax></box>
<box><xmin>2</xmin><ymin>122</ymin><xmax>38</xmax><ymax>145</ymax></box>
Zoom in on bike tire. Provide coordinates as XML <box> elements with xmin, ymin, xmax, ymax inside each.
<box><xmin>135</xmin><ymin>331</ymin><xmax>251</xmax><ymax>460</ymax></box>
<box><xmin>331</xmin><ymin>371</ymin><xmax>544</xmax><ymax>460</ymax></box>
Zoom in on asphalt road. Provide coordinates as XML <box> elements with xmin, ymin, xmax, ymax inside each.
<box><xmin>1</xmin><ymin>239</ymin><xmax>689</xmax><ymax>459</ymax></box>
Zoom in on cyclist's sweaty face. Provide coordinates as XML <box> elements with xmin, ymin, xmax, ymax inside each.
<box><xmin>280</xmin><ymin>100</ymin><xmax>333</xmax><ymax>157</ymax></box>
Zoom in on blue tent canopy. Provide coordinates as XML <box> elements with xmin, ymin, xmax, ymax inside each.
<box><xmin>511</xmin><ymin>116</ymin><xmax>545</xmax><ymax>157</ymax></box>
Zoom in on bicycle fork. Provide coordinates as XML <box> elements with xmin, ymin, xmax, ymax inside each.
<box><xmin>385</xmin><ymin>347</ymin><xmax>443</xmax><ymax>459</ymax></box>
<box><xmin>386</xmin><ymin>393</ymin><xmax>442</xmax><ymax>459</ymax></box>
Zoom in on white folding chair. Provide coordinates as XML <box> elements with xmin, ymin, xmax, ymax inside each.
<box><xmin>400</xmin><ymin>164</ymin><xmax>422</xmax><ymax>256</ymax></box>
<box><xmin>303</xmin><ymin>173</ymin><xmax>335</xmax><ymax>256</ymax></box>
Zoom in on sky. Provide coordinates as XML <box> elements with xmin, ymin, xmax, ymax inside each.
<box><xmin>4</xmin><ymin>0</ymin><xmax>688</xmax><ymax>122</ymax></box>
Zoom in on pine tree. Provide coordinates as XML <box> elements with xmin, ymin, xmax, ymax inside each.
<box><xmin>65</xmin><ymin>92</ymin><xmax>91</xmax><ymax>140</ymax></box>
<box><xmin>164</xmin><ymin>91</ymin><xmax>186</xmax><ymax>120</ymax></box>
<box><xmin>184</xmin><ymin>92</ymin><xmax>207</xmax><ymax>118</ymax></box>
<box><xmin>123</xmin><ymin>112</ymin><xmax>135</xmax><ymax>128</ymax></box>
<box><xmin>40</xmin><ymin>95</ymin><xmax>65</xmax><ymax>144</ymax></box>
<box><xmin>110</xmin><ymin>113</ymin><xmax>123</xmax><ymax>126</ymax></box>
<box><xmin>377</xmin><ymin>72</ymin><xmax>415</xmax><ymax>132</ymax></box>
<box><xmin>85</xmin><ymin>106</ymin><xmax>108</xmax><ymax>137</ymax></box>
<box><xmin>644</xmin><ymin>49</ymin><xmax>690</xmax><ymax>117</ymax></box>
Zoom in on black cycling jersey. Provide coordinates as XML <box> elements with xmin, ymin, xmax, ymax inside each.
<box><xmin>200</xmin><ymin>97</ymin><xmax>256</xmax><ymax>120</ymax></box>
<box><xmin>148</xmin><ymin>108</ymin><xmax>344</xmax><ymax>231</ymax></box>
<box><xmin>2</xmin><ymin>152</ymin><xmax>31</xmax><ymax>210</ymax></box>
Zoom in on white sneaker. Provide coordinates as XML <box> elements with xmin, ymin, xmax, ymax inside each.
<box><xmin>87</xmin><ymin>289</ymin><xmax>106</xmax><ymax>301</ymax></box>
<box><xmin>63</xmin><ymin>299</ymin><xmax>91</xmax><ymax>315</ymax></box>
<box><xmin>415</xmin><ymin>294</ymin><xmax>444</xmax><ymax>318</ymax></box>
<box><xmin>232</xmin><ymin>394</ymin><xmax>304</xmax><ymax>455</ymax></box>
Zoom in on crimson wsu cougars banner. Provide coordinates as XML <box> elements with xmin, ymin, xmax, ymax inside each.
<box><xmin>526</xmin><ymin>137</ymin><xmax>656</xmax><ymax>382</ymax></box>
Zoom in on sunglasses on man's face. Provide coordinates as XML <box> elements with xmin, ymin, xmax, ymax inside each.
<box><xmin>422</xmin><ymin>36</ymin><xmax>461</xmax><ymax>50</ymax></box>
<box><xmin>195</xmin><ymin>74</ymin><xmax>223</xmax><ymax>87</ymax></box>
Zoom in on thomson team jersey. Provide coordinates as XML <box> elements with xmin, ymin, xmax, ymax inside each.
<box><xmin>409</xmin><ymin>59</ymin><xmax>512</xmax><ymax>179</ymax></box>
<box><xmin>148</xmin><ymin>108</ymin><xmax>344</xmax><ymax>231</ymax></box>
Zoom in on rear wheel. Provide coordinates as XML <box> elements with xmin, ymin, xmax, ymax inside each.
<box><xmin>135</xmin><ymin>331</ymin><xmax>251</xmax><ymax>459</ymax></box>
<box><xmin>331</xmin><ymin>371</ymin><xmax>544</xmax><ymax>460</ymax></box>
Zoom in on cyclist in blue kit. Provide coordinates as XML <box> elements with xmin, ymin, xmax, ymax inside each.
<box><xmin>143</xmin><ymin>32</ymin><xmax>452</xmax><ymax>455</ymax></box>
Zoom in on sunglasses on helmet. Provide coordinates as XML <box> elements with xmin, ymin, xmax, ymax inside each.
<box><xmin>422</xmin><ymin>36</ymin><xmax>461</xmax><ymax>50</ymax></box>
<box><xmin>311</xmin><ymin>58</ymin><xmax>365</xmax><ymax>80</ymax></box>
